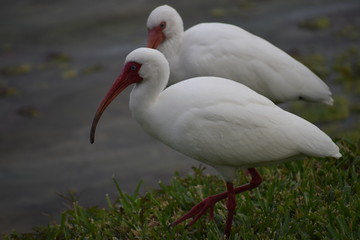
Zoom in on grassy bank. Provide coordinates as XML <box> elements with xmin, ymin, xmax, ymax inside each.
<box><xmin>4</xmin><ymin>138</ymin><xmax>359</xmax><ymax>240</ymax></box>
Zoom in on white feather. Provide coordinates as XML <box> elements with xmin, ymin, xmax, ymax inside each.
<box><xmin>127</xmin><ymin>48</ymin><xmax>341</xmax><ymax>181</ymax></box>
<box><xmin>147</xmin><ymin>5</ymin><xmax>333</xmax><ymax>105</ymax></box>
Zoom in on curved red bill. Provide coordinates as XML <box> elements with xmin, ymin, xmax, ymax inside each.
<box><xmin>90</xmin><ymin>62</ymin><xmax>142</xmax><ymax>144</ymax></box>
<box><xmin>147</xmin><ymin>27</ymin><xmax>165</xmax><ymax>49</ymax></box>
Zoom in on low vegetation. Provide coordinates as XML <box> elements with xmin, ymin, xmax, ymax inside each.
<box><xmin>4</xmin><ymin>139</ymin><xmax>359</xmax><ymax>240</ymax></box>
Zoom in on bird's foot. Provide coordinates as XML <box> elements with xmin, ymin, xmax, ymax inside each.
<box><xmin>170</xmin><ymin>168</ymin><xmax>262</xmax><ymax>238</ymax></box>
<box><xmin>169</xmin><ymin>193</ymin><xmax>225</xmax><ymax>228</ymax></box>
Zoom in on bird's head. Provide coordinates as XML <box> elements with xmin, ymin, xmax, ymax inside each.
<box><xmin>146</xmin><ymin>5</ymin><xmax>184</xmax><ymax>49</ymax></box>
<box><xmin>90</xmin><ymin>48</ymin><xmax>169</xmax><ymax>144</ymax></box>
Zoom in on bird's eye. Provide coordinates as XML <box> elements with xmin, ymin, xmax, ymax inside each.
<box><xmin>160</xmin><ymin>22</ymin><xmax>166</xmax><ymax>29</ymax></box>
<box><xmin>130</xmin><ymin>65</ymin><xmax>137</xmax><ymax>71</ymax></box>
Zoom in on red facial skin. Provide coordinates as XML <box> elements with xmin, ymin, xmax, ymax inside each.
<box><xmin>90</xmin><ymin>62</ymin><xmax>142</xmax><ymax>143</ymax></box>
<box><xmin>147</xmin><ymin>21</ymin><xmax>166</xmax><ymax>49</ymax></box>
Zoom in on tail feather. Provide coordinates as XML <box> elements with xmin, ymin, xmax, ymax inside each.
<box><xmin>331</xmin><ymin>151</ymin><xmax>342</xmax><ymax>159</ymax></box>
<box><xmin>322</xmin><ymin>97</ymin><xmax>334</xmax><ymax>106</ymax></box>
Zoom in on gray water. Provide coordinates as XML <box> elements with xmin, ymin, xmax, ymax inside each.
<box><xmin>0</xmin><ymin>0</ymin><xmax>359</xmax><ymax>235</ymax></box>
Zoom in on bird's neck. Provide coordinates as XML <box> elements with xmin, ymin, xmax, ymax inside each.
<box><xmin>158</xmin><ymin>33</ymin><xmax>182</xmax><ymax>63</ymax></box>
<box><xmin>129</xmin><ymin>72</ymin><xmax>168</xmax><ymax>126</ymax></box>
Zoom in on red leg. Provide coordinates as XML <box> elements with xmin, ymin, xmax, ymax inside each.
<box><xmin>169</xmin><ymin>191</ymin><xmax>226</xmax><ymax>227</ymax></box>
<box><xmin>170</xmin><ymin>168</ymin><xmax>262</xmax><ymax>236</ymax></box>
<box><xmin>237</xmin><ymin>168</ymin><xmax>262</xmax><ymax>193</ymax></box>
<box><xmin>224</xmin><ymin>182</ymin><xmax>236</xmax><ymax>238</ymax></box>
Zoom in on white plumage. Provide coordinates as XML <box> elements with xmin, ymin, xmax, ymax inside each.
<box><xmin>126</xmin><ymin>49</ymin><xmax>340</xmax><ymax>180</ymax></box>
<box><xmin>90</xmin><ymin>48</ymin><xmax>341</xmax><ymax>237</ymax></box>
<box><xmin>146</xmin><ymin>5</ymin><xmax>333</xmax><ymax>105</ymax></box>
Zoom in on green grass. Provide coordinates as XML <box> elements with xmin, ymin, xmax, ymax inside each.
<box><xmin>289</xmin><ymin>96</ymin><xmax>350</xmax><ymax>123</ymax></box>
<box><xmin>333</xmin><ymin>48</ymin><xmax>360</xmax><ymax>94</ymax></box>
<box><xmin>289</xmin><ymin>46</ymin><xmax>360</xmax><ymax>141</ymax></box>
<box><xmin>1</xmin><ymin>64</ymin><xmax>32</xmax><ymax>77</ymax></box>
<box><xmin>298</xmin><ymin>17</ymin><xmax>331</xmax><ymax>31</ymax></box>
<box><xmin>0</xmin><ymin>81</ymin><xmax>19</xmax><ymax>98</ymax></box>
<box><xmin>293</xmin><ymin>53</ymin><xmax>330</xmax><ymax>80</ymax></box>
<box><xmin>4</xmin><ymin>139</ymin><xmax>359</xmax><ymax>240</ymax></box>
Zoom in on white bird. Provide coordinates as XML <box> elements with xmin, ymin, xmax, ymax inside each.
<box><xmin>146</xmin><ymin>5</ymin><xmax>333</xmax><ymax>105</ymax></box>
<box><xmin>90</xmin><ymin>48</ymin><xmax>341</xmax><ymax>238</ymax></box>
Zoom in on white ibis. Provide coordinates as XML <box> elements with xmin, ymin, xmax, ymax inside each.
<box><xmin>146</xmin><ymin>5</ymin><xmax>333</xmax><ymax>105</ymax></box>
<box><xmin>90</xmin><ymin>48</ymin><xmax>341</xmax><ymax>238</ymax></box>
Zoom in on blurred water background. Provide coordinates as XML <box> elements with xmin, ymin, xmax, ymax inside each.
<box><xmin>0</xmin><ymin>0</ymin><xmax>359</xmax><ymax>234</ymax></box>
